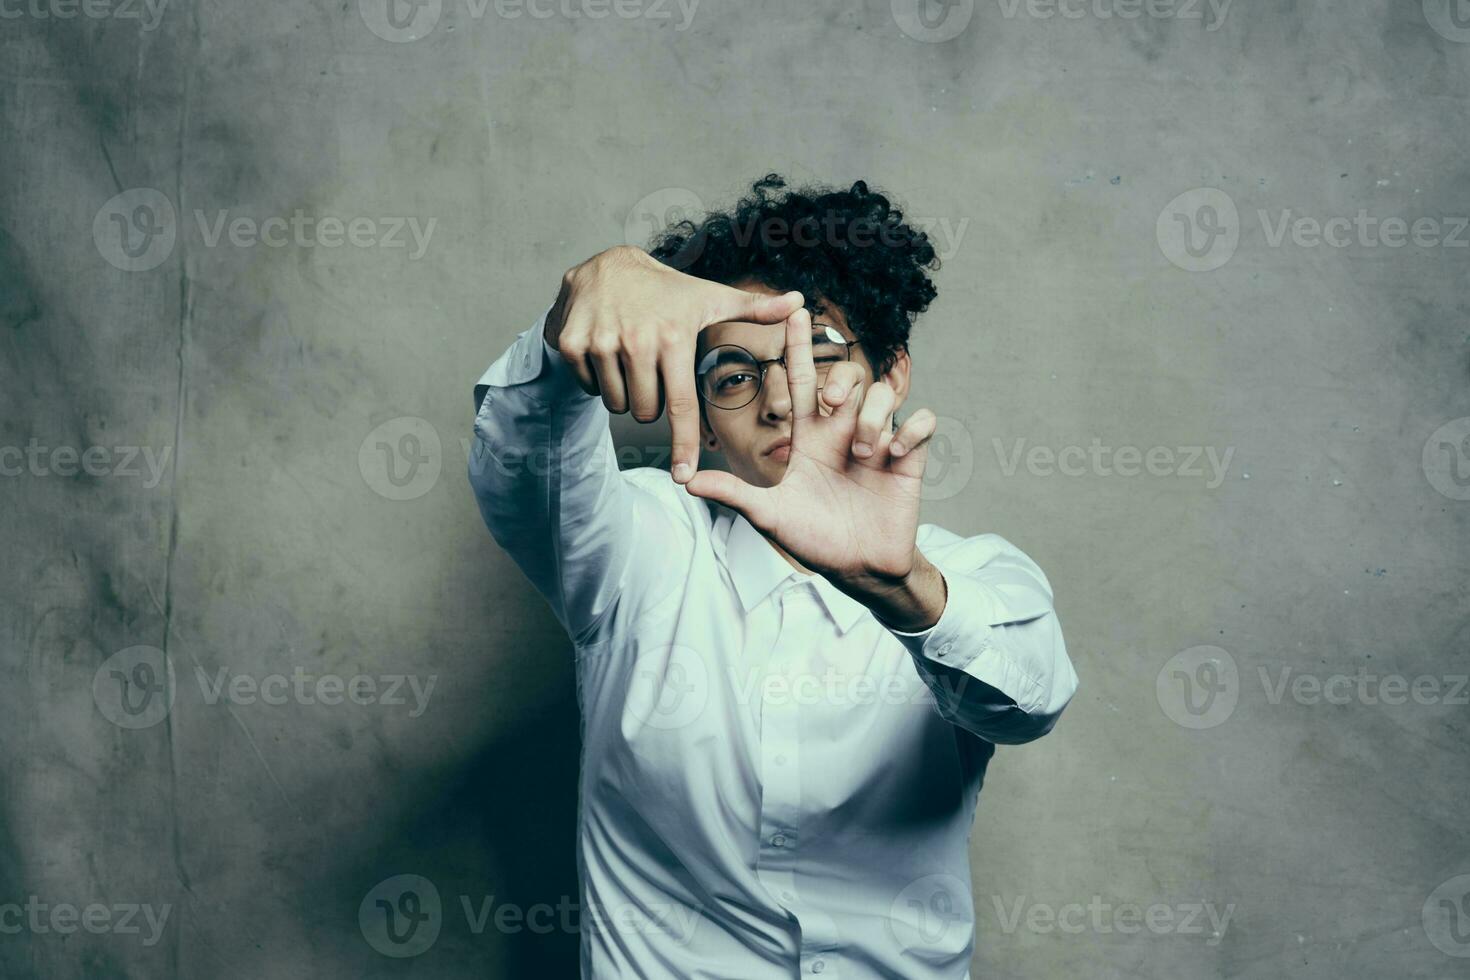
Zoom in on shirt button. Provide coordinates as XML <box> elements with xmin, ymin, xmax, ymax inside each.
<box><xmin>771</xmin><ymin>834</ymin><xmax>787</xmax><ymax>847</ymax></box>
<box><xmin>812</xmin><ymin>960</ymin><xmax>826</xmax><ymax>973</ymax></box>
<box><xmin>939</xmin><ymin>642</ymin><xmax>954</xmax><ymax>656</ymax></box>
<box><xmin>782</xmin><ymin>890</ymin><xmax>795</xmax><ymax>902</ymax></box>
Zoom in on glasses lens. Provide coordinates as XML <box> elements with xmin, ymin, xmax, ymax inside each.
<box><xmin>811</xmin><ymin>326</ymin><xmax>850</xmax><ymax>382</ymax></box>
<box><xmin>697</xmin><ymin>346</ymin><xmax>762</xmax><ymax>409</ymax></box>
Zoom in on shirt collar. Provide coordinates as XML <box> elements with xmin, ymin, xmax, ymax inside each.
<box><xmin>720</xmin><ymin>510</ymin><xmax>869</xmax><ymax>634</ymax></box>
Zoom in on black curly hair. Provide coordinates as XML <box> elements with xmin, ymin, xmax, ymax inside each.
<box><xmin>645</xmin><ymin>174</ymin><xmax>940</xmax><ymax>376</ymax></box>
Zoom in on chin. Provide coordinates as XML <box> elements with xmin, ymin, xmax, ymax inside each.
<box><xmin>730</xmin><ymin>457</ymin><xmax>780</xmax><ymax>490</ymax></box>
<box><xmin>756</xmin><ymin>459</ymin><xmax>786</xmax><ymax>488</ymax></box>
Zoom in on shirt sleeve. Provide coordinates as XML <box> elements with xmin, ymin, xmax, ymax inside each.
<box><xmin>466</xmin><ymin>304</ymin><xmax>695</xmax><ymax>646</ymax></box>
<box><xmin>884</xmin><ymin>532</ymin><xmax>1078</xmax><ymax>745</ymax></box>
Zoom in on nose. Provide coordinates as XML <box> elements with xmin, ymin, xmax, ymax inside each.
<box><xmin>758</xmin><ymin>360</ymin><xmax>792</xmax><ymax>421</ymax></box>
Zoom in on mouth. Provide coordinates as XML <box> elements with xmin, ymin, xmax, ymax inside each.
<box><xmin>764</xmin><ymin>436</ymin><xmax>792</xmax><ymax>461</ymax></box>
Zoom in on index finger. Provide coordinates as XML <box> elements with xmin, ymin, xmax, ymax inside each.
<box><xmin>661</xmin><ymin>338</ymin><xmax>702</xmax><ymax>483</ymax></box>
<box><xmin>784</xmin><ymin>307</ymin><xmax>818</xmax><ymax>423</ymax></box>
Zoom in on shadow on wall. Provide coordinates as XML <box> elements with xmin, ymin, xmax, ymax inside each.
<box><xmin>339</xmin><ymin>681</ymin><xmax>583</xmax><ymax>975</ymax></box>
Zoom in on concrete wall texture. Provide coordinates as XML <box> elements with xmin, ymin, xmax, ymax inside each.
<box><xmin>2</xmin><ymin>1</ymin><xmax>1467</xmax><ymax>977</ymax></box>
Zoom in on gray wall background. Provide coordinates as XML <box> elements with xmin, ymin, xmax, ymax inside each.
<box><xmin>2</xmin><ymin>1</ymin><xmax>1467</xmax><ymax>977</ymax></box>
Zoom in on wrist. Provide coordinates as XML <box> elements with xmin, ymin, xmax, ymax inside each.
<box><xmin>834</xmin><ymin>550</ymin><xmax>947</xmax><ymax>634</ymax></box>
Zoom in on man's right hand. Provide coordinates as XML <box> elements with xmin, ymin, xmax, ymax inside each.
<box><xmin>544</xmin><ymin>245</ymin><xmax>805</xmax><ymax>484</ymax></box>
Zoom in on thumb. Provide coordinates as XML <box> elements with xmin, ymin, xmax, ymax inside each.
<box><xmin>704</xmin><ymin>283</ymin><xmax>805</xmax><ymax>328</ymax></box>
<box><xmin>683</xmin><ymin>470</ymin><xmax>776</xmax><ymax>530</ymax></box>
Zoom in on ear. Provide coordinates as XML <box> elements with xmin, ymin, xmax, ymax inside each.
<box><xmin>881</xmin><ymin>347</ymin><xmax>913</xmax><ymax>410</ymax></box>
<box><xmin>699</xmin><ymin>409</ymin><xmax>721</xmax><ymax>450</ymax></box>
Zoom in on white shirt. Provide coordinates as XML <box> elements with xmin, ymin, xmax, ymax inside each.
<box><xmin>467</xmin><ymin>307</ymin><xmax>1079</xmax><ymax>979</ymax></box>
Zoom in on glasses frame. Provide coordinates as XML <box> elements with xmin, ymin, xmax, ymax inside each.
<box><xmin>696</xmin><ymin>324</ymin><xmax>858</xmax><ymax>412</ymax></box>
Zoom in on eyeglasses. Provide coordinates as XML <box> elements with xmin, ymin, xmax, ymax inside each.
<box><xmin>696</xmin><ymin>324</ymin><xmax>857</xmax><ymax>411</ymax></box>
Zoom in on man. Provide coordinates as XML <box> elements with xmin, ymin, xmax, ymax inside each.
<box><xmin>468</xmin><ymin>175</ymin><xmax>1078</xmax><ymax>978</ymax></box>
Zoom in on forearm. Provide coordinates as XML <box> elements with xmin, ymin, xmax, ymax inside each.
<box><xmin>468</xmin><ymin>307</ymin><xmax>636</xmax><ymax>639</ymax></box>
<box><xmin>864</xmin><ymin>534</ymin><xmax>1079</xmax><ymax>744</ymax></box>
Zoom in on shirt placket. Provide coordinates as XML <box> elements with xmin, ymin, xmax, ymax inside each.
<box><xmin>756</xmin><ymin>583</ymin><xmax>844</xmax><ymax>978</ymax></box>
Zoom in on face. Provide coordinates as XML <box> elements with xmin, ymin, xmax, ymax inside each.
<box><xmin>695</xmin><ymin>280</ymin><xmax>912</xmax><ymax>488</ymax></box>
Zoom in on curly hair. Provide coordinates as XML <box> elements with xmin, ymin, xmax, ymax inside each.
<box><xmin>645</xmin><ymin>174</ymin><xmax>940</xmax><ymax>376</ymax></box>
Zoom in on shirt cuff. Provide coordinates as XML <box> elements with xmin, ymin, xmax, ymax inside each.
<box><xmin>472</xmin><ymin>304</ymin><xmax>592</xmax><ymax>411</ymax></box>
<box><xmin>883</xmin><ymin>572</ymin><xmax>999</xmax><ymax>674</ymax></box>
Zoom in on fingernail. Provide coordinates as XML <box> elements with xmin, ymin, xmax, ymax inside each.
<box><xmin>853</xmin><ymin>442</ymin><xmax>872</xmax><ymax>458</ymax></box>
<box><xmin>826</xmin><ymin>384</ymin><xmax>846</xmax><ymax>401</ymax></box>
<box><xmin>673</xmin><ymin>462</ymin><xmax>691</xmax><ymax>482</ymax></box>
<box><xmin>890</xmin><ymin>441</ymin><xmax>907</xmax><ymax>457</ymax></box>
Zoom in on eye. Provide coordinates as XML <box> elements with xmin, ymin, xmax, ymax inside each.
<box><xmin>715</xmin><ymin>372</ymin><xmax>756</xmax><ymax>392</ymax></box>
